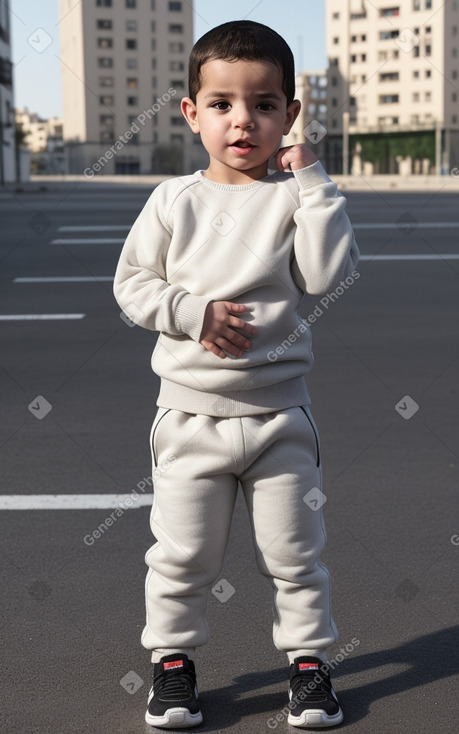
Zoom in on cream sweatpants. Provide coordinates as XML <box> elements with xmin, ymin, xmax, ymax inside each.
<box><xmin>141</xmin><ymin>404</ymin><xmax>338</xmax><ymax>664</ymax></box>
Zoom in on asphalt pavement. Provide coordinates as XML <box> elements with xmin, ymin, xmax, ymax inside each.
<box><xmin>0</xmin><ymin>179</ymin><xmax>458</xmax><ymax>734</ymax></box>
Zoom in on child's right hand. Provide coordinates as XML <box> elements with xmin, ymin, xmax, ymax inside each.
<box><xmin>199</xmin><ymin>301</ymin><xmax>257</xmax><ymax>359</ymax></box>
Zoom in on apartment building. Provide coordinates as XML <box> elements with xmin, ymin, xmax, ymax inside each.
<box><xmin>326</xmin><ymin>0</ymin><xmax>459</xmax><ymax>173</ymax></box>
<box><xmin>283</xmin><ymin>72</ymin><xmax>328</xmax><ymax>162</ymax></box>
<box><xmin>15</xmin><ymin>108</ymin><xmax>65</xmax><ymax>174</ymax></box>
<box><xmin>57</xmin><ymin>0</ymin><xmax>195</xmax><ymax>175</ymax></box>
<box><xmin>0</xmin><ymin>0</ymin><xmax>16</xmax><ymax>183</ymax></box>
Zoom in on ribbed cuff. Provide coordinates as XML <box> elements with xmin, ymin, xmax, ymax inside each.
<box><xmin>174</xmin><ymin>293</ymin><xmax>212</xmax><ymax>342</ymax></box>
<box><xmin>292</xmin><ymin>160</ymin><xmax>332</xmax><ymax>190</ymax></box>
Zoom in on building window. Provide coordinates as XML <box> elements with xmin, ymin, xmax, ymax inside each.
<box><xmin>351</xmin><ymin>35</ymin><xmax>357</xmax><ymax>42</ymax></box>
<box><xmin>379</xmin><ymin>30</ymin><xmax>399</xmax><ymax>40</ymax></box>
<box><xmin>351</xmin><ymin>54</ymin><xmax>357</xmax><ymax>63</ymax></box>
<box><xmin>332</xmin><ymin>12</ymin><xmax>340</xmax><ymax>19</ymax></box>
<box><xmin>171</xmin><ymin>79</ymin><xmax>185</xmax><ymax>89</ymax></box>
<box><xmin>331</xmin><ymin>77</ymin><xmax>338</xmax><ymax>86</ymax></box>
<box><xmin>361</xmin><ymin>53</ymin><xmax>366</xmax><ymax>61</ymax></box>
<box><xmin>100</xmin><ymin>95</ymin><xmax>114</xmax><ymax>106</ymax></box>
<box><xmin>169</xmin><ymin>24</ymin><xmax>183</xmax><ymax>33</ymax></box>
<box><xmin>169</xmin><ymin>42</ymin><xmax>184</xmax><ymax>52</ymax></box>
<box><xmin>425</xmin><ymin>44</ymin><xmax>431</xmax><ymax>55</ymax></box>
<box><xmin>170</xmin><ymin>60</ymin><xmax>184</xmax><ymax>71</ymax></box>
<box><xmin>151</xmin><ymin>0</ymin><xmax>156</xmax><ymax>9</ymax></box>
<box><xmin>99</xmin><ymin>76</ymin><xmax>114</xmax><ymax>86</ymax></box>
<box><xmin>151</xmin><ymin>21</ymin><xmax>156</xmax><ymax>32</ymax></box>
<box><xmin>453</xmin><ymin>92</ymin><xmax>458</xmax><ymax>102</ymax></box>
<box><xmin>380</xmin><ymin>94</ymin><xmax>399</xmax><ymax>103</ymax></box>
<box><xmin>453</xmin><ymin>115</ymin><xmax>458</xmax><ymax>124</ymax></box>
<box><xmin>152</xmin><ymin>58</ymin><xmax>157</xmax><ymax>69</ymax></box>
<box><xmin>126</xmin><ymin>58</ymin><xmax>137</xmax><ymax>68</ymax></box>
<box><xmin>426</xmin><ymin>69</ymin><xmax>431</xmax><ymax>77</ymax></box>
<box><xmin>330</xmin><ymin>57</ymin><xmax>339</xmax><ymax>66</ymax></box>
<box><xmin>333</xmin><ymin>37</ymin><xmax>339</xmax><ymax>44</ymax></box>
<box><xmin>96</xmin><ymin>0</ymin><xmax>112</xmax><ymax>6</ymax></box>
<box><xmin>98</xmin><ymin>57</ymin><xmax>113</xmax><ymax>67</ymax></box>
<box><xmin>171</xmin><ymin>134</ymin><xmax>184</xmax><ymax>144</ymax></box>
<box><xmin>413</xmin><ymin>92</ymin><xmax>420</xmax><ymax>101</ymax></box>
<box><xmin>126</xmin><ymin>0</ymin><xmax>136</xmax><ymax>7</ymax></box>
<box><xmin>127</xmin><ymin>96</ymin><xmax>138</xmax><ymax>106</ymax></box>
<box><xmin>171</xmin><ymin>116</ymin><xmax>185</xmax><ymax>126</ymax></box>
<box><xmin>413</xmin><ymin>45</ymin><xmax>420</xmax><ymax>56</ymax></box>
<box><xmin>152</xmin><ymin>76</ymin><xmax>157</xmax><ymax>87</ymax></box>
<box><xmin>126</xmin><ymin>20</ymin><xmax>137</xmax><ymax>31</ymax></box>
<box><xmin>332</xmin><ymin>97</ymin><xmax>338</xmax><ymax>107</ymax></box>
<box><xmin>425</xmin><ymin>91</ymin><xmax>431</xmax><ymax>101</ymax></box>
<box><xmin>413</xmin><ymin>70</ymin><xmax>420</xmax><ymax>78</ymax></box>
<box><xmin>97</xmin><ymin>20</ymin><xmax>112</xmax><ymax>29</ymax></box>
<box><xmin>100</xmin><ymin>114</ymin><xmax>114</xmax><ymax>126</ymax></box>
<box><xmin>380</xmin><ymin>71</ymin><xmax>400</xmax><ymax>81</ymax></box>
<box><xmin>151</xmin><ymin>39</ymin><xmax>156</xmax><ymax>50</ymax></box>
<box><xmin>126</xmin><ymin>39</ymin><xmax>137</xmax><ymax>49</ymax></box>
<box><xmin>413</xmin><ymin>0</ymin><xmax>420</xmax><ymax>9</ymax></box>
<box><xmin>453</xmin><ymin>70</ymin><xmax>458</xmax><ymax>79</ymax></box>
<box><xmin>425</xmin><ymin>0</ymin><xmax>432</xmax><ymax>8</ymax></box>
<box><xmin>169</xmin><ymin>1</ymin><xmax>182</xmax><ymax>9</ymax></box>
<box><xmin>97</xmin><ymin>38</ymin><xmax>113</xmax><ymax>48</ymax></box>
<box><xmin>380</xmin><ymin>7</ymin><xmax>400</xmax><ymax>16</ymax></box>
<box><xmin>361</xmin><ymin>34</ymin><xmax>367</xmax><ymax>41</ymax></box>
<box><xmin>378</xmin><ymin>50</ymin><xmax>388</xmax><ymax>61</ymax></box>
<box><xmin>425</xmin><ymin>26</ymin><xmax>432</xmax><ymax>34</ymax></box>
<box><xmin>127</xmin><ymin>78</ymin><xmax>138</xmax><ymax>88</ymax></box>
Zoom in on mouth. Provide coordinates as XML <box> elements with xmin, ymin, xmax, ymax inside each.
<box><xmin>230</xmin><ymin>139</ymin><xmax>256</xmax><ymax>156</ymax></box>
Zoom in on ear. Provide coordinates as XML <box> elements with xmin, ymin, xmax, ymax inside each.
<box><xmin>181</xmin><ymin>97</ymin><xmax>200</xmax><ymax>133</ymax></box>
<box><xmin>283</xmin><ymin>99</ymin><xmax>301</xmax><ymax>136</ymax></box>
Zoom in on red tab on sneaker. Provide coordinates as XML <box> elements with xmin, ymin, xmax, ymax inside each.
<box><xmin>164</xmin><ymin>660</ymin><xmax>184</xmax><ymax>670</ymax></box>
<box><xmin>299</xmin><ymin>663</ymin><xmax>319</xmax><ymax>670</ymax></box>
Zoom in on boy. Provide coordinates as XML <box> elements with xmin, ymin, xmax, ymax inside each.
<box><xmin>114</xmin><ymin>20</ymin><xmax>359</xmax><ymax>730</ymax></box>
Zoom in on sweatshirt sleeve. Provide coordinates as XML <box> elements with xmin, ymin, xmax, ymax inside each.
<box><xmin>113</xmin><ymin>183</ymin><xmax>210</xmax><ymax>341</ymax></box>
<box><xmin>290</xmin><ymin>161</ymin><xmax>360</xmax><ymax>296</ymax></box>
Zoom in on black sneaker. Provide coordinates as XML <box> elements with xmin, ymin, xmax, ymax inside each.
<box><xmin>287</xmin><ymin>656</ymin><xmax>343</xmax><ymax>728</ymax></box>
<box><xmin>145</xmin><ymin>653</ymin><xmax>203</xmax><ymax>729</ymax></box>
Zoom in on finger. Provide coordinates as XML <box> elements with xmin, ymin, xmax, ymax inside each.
<box><xmin>201</xmin><ymin>339</ymin><xmax>227</xmax><ymax>359</ymax></box>
<box><xmin>218</xmin><ymin>337</ymin><xmax>245</xmax><ymax>356</ymax></box>
<box><xmin>229</xmin><ymin>316</ymin><xmax>257</xmax><ymax>335</ymax></box>
<box><xmin>225</xmin><ymin>330</ymin><xmax>252</xmax><ymax>350</ymax></box>
<box><xmin>224</xmin><ymin>302</ymin><xmax>247</xmax><ymax>313</ymax></box>
<box><xmin>275</xmin><ymin>146</ymin><xmax>293</xmax><ymax>171</ymax></box>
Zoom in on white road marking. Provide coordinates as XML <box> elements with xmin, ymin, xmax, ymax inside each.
<box><xmin>0</xmin><ymin>314</ymin><xmax>86</xmax><ymax>320</ymax></box>
<box><xmin>0</xmin><ymin>494</ymin><xmax>152</xmax><ymax>510</ymax></box>
<box><xmin>359</xmin><ymin>254</ymin><xmax>459</xmax><ymax>260</ymax></box>
<box><xmin>58</xmin><ymin>225</ymin><xmax>130</xmax><ymax>232</ymax></box>
<box><xmin>50</xmin><ymin>238</ymin><xmax>125</xmax><ymax>245</ymax></box>
<box><xmin>353</xmin><ymin>222</ymin><xmax>459</xmax><ymax>229</ymax></box>
<box><xmin>14</xmin><ymin>277</ymin><xmax>114</xmax><ymax>283</ymax></box>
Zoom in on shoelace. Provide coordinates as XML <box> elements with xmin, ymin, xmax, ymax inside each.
<box><xmin>290</xmin><ymin>670</ymin><xmax>332</xmax><ymax>702</ymax></box>
<box><xmin>155</xmin><ymin>670</ymin><xmax>194</xmax><ymax>701</ymax></box>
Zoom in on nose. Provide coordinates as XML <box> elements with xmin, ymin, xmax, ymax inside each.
<box><xmin>231</xmin><ymin>104</ymin><xmax>254</xmax><ymax>129</ymax></box>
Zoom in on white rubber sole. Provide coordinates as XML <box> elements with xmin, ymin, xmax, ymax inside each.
<box><xmin>145</xmin><ymin>707</ymin><xmax>203</xmax><ymax>728</ymax></box>
<box><xmin>288</xmin><ymin>707</ymin><xmax>343</xmax><ymax>728</ymax></box>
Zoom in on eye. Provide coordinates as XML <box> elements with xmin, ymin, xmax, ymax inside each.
<box><xmin>211</xmin><ymin>101</ymin><xmax>230</xmax><ymax>110</ymax></box>
<box><xmin>257</xmin><ymin>102</ymin><xmax>275</xmax><ymax>111</ymax></box>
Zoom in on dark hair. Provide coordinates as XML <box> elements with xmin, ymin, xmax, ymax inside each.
<box><xmin>188</xmin><ymin>20</ymin><xmax>295</xmax><ymax>105</ymax></box>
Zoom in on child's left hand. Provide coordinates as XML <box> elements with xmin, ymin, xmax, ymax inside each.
<box><xmin>275</xmin><ymin>144</ymin><xmax>318</xmax><ymax>172</ymax></box>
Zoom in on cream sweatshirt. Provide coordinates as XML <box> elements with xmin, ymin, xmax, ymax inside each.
<box><xmin>113</xmin><ymin>160</ymin><xmax>359</xmax><ymax>417</ymax></box>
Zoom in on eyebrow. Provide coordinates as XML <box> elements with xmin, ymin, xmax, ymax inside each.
<box><xmin>204</xmin><ymin>91</ymin><xmax>282</xmax><ymax>101</ymax></box>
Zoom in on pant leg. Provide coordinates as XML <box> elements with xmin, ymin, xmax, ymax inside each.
<box><xmin>141</xmin><ymin>408</ymin><xmax>239</xmax><ymax>660</ymax></box>
<box><xmin>239</xmin><ymin>405</ymin><xmax>338</xmax><ymax>660</ymax></box>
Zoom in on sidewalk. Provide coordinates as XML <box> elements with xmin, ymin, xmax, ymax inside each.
<box><xmin>2</xmin><ymin>172</ymin><xmax>459</xmax><ymax>193</ymax></box>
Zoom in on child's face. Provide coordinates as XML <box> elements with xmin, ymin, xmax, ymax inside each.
<box><xmin>181</xmin><ymin>58</ymin><xmax>300</xmax><ymax>184</ymax></box>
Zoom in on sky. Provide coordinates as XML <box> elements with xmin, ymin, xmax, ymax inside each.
<box><xmin>10</xmin><ymin>0</ymin><xmax>326</xmax><ymax>120</ymax></box>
